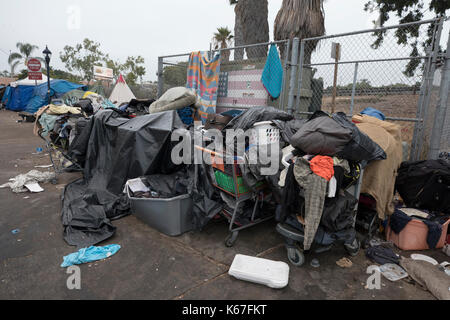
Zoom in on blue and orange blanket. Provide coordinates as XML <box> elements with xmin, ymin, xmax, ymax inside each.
<box><xmin>186</xmin><ymin>52</ymin><xmax>221</xmax><ymax>123</ymax></box>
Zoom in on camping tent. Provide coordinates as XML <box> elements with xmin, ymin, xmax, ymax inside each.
<box><xmin>109</xmin><ymin>74</ymin><xmax>136</xmax><ymax>105</ymax></box>
<box><xmin>3</xmin><ymin>78</ymin><xmax>87</xmax><ymax>112</ymax></box>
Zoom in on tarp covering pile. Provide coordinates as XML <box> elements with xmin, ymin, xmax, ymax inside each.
<box><xmin>62</xmin><ymin>109</ymin><xmax>185</xmax><ymax>247</ymax></box>
<box><xmin>2</xmin><ymin>79</ymin><xmax>86</xmax><ymax>112</ymax></box>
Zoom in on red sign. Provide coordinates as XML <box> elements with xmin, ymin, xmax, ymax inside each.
<box><xmin>28</xmin><ymin>72</ymin><xmax>42</xmax><ymax>80</ymax></box>
<box><xmin>27</xmin><ymin>58</ymin><xmax>42</xmax><ymax>72</ymax></box>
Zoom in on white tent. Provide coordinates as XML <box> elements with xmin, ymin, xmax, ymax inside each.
<box><xmin>109</xmin><ymin>74</ymin><xmax>136</xmax><ymax>105</ymax></box>
<box><xmin>10</xmin><ymin>74</ymin><xmax>51</xmax><ymax>87</ymax></box>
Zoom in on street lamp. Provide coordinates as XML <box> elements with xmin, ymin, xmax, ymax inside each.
<box><xmin>42</xmin><ymin>45</ymin><xmax>52</xmax><ymax>103</ymax></box>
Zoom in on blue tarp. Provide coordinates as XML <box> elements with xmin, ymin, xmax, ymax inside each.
<box><xmin>5</xmin><ymin>80</ymin><xmax>86</xmax><ymax>112</ymax></box>
<box><xmin>1</xmin><ymin>86</ymin><xmax>11</xmax><ymax>104</ymax></box>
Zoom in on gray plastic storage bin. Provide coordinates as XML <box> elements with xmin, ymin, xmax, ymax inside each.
<box><xmin>126</xmin><ymin>186</ymin><xmax>194</xmax><ymax>236</ymax></box>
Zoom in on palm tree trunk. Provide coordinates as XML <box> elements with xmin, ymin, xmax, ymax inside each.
<box><xmin>236</xmin><ymin>0</ymin><xmax>270</xmax><ymax>59</ymax></box>
<box><xmin>234</xmin><ymin>5</ymin><xmax>244</xmax><ymax>61</ymax></box>
<box><xmin>274</xmin><ymin>0</ymin><xmax>325</xmax><ymax>62</ymax></box>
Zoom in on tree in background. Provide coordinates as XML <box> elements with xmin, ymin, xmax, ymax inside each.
<box><xmin>213</xmin><ymin>27</ymin><xmax>234</xmax><ymax>61</ymax></box>
<box><xmin>274</xmin><ymin>0</ymin><xmax>325</xmax><ymax>62</ymax></box>
<box><xmin>61</xmin><ymin>38</ymin><xmax>146</xmax><ymax>85</ymax></box>
<box><xmin>60</xmin><ymin>39</ymin><xmax>105</xmax><ymax>82</ymax></box>
<box><xmin>234</xmin><ymin>0</ymin><xmax>270</xmax><ymax>59</ymax></box>
<box><xmin>123</xmin><ymin>56</ymin><xmax>146</xmax><ymax>85</ymax></box>
<box><xmin>8</xmin><ymin>42</ymin><xmax>44</xmax><ymax>76</ymax></box>
<box><xmin>364</xmin><ymin>0</ymin><xmax>450</xmax><ymax>76</ymax></box>
<box><xmin>163</xmin><ymin>62</ymin><xmax>187</xmax><ymax>88</ymax></box>
<box><xmin>105</xmin><ymin>55</ymin><xmax>146</xmax><ymax>86</ymax></box>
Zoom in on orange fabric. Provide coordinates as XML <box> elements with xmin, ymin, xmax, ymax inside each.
<box><xmin>310</xmin><ymin>155</ymin><xmax>334</xmax><ymax>181</ymax></box>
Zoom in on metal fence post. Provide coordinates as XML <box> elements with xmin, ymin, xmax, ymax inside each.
<box><xmin>280</xmin><ymin>39</ymin><xmax>290</xmax><ymax>111</ymax></box>
<box><xmin>428</xmin><ymin>30</ymin><xmax>450</xmax><ymax>159</ymax></box>
<box><xmin>157</xmin><ymin>56</ymin><xmax>164</xmax><ymax>99</ymax></box>
<box><xmin>295</xmin><ymin>40</ymin><xmax>306</xmax><ymax>111</ymax></box>
<box><xmin>287</xmin><ymin>37</ymin><xmax>300</xmax><ymax>115</ymax></box>
<box><xmin>410</xmin><ymin>47</ymin><xmax>432</xmax><ymax>160</ymax></box>
<box><xmin>416</xmin><ymin>18</ymin><xmax>444</xmax><ymax>158</ymax></box>
<box><xmin>349</xmin><ymin>62</ymin><xmax>359</xmax><ymax>117</ymax></box>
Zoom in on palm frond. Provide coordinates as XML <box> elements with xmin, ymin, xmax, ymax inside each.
<box><xmin>8</xmin><ymin>52</ymin><xmax>22</xmax><ymax>64</ymax></box>
<box><xmin>11</xmin><ymin>60</ymin><xmax>21</xmax><ymax>74</ymax></box>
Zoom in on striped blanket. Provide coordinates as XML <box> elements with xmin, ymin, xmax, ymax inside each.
<box><xmin>186</xmin><ymin>52</ymin><xmax>221</xmax><ymax>123</ymax></box>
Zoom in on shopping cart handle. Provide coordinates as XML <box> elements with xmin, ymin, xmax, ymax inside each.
<box><xmin>194</xmin><ymin>145</ymin><xmax>244</xmax><ymax>161</ymax></box>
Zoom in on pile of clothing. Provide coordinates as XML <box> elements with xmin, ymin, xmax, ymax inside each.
<box><xmin>33</xmin><ymin>104</ymin><xmax>84</xmax><ymax>148</ymax></box>
<box><xmin>276</xmin><ymin>111</ymin><xmax>387</xmax><ymax>251</ymax></box>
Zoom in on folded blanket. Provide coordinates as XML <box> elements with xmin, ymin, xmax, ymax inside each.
<box><xmin>352</xmin><ymin>114</ymin><xmax>403</xmax><ymax>219</ymax></box>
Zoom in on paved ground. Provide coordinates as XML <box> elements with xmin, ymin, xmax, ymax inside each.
<box><xmin>0</xmin><ymin>109</ymin><xmax>446</xmax><ymax>300</ymax></box>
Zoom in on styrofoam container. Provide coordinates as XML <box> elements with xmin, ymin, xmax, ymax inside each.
<box><xmin>386</xmin><ymin>218</ymin><xmax>449</xmax><ymax>250</ymax></box>
<box><xmin>228</xmin><ymin>254</ymin><xmax>289</xmax><ymax>289</ymax></box>
<box><xmin>126</xmin><ymin>186</ymin><xmax>194</xmax><ymax>236</ymax></box>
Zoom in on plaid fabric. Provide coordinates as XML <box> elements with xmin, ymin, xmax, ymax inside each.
<box><xmin>294</xmin><ymin>157</ymin><xmax>328</xmax><ymax>251</ymax></box>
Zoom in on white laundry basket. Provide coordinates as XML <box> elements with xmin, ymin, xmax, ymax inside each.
<box><xmin>249</xmin><ymin>121</ymin><xmax>280</xmax><ymax>146</ymax></box>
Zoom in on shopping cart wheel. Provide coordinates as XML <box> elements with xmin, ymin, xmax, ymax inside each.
<box><xmin>225</xmin><ymin>232</ymin><xmax>238</xmax><ymax>247</ymax></box>
<box><xmin>344</xmin><ymin>238</ymin><xmax>360</xmax><ymax>257</ymax></box>
<box><xmin>287</xmin><ymin>247</ymin><xmax>305</xmax><ymax>267</ymax></box>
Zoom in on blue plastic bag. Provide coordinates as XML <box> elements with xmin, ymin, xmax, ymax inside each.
<box><xmin>61</xmin><ymin>244</ymin><xmax>121</xmax><ymax>267</ymax></box>
<box><xmin>361</xmin><ymin>107</ymin><xmax>386</xmax><ymax>121</ymax></box>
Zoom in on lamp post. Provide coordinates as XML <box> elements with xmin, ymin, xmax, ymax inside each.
<box><xmin>42</xmin><ymin>45</ymin><xmax>52</xmax><ymax>103</ymax></box>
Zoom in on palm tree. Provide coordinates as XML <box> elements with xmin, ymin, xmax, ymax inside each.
<box><xmin>274</xmin><ymin>0</ymin><xmax>325</xmax><ymax>62</ymax></box>
<box><xmin>8</xmin><ymin>42</ymin><xmax>44</xmax><ymax>76</ymax></box>
<box><xmin>229</xmin><ymin>0</ymin><xmax>244</xmax><ymax>61</ymax></box>
<box><xmin>234</xmin><ymin>0</ymin><xmax>270</xmax><ymax>59</ymax></box>
<box><xmin>213</xmin><ymin>27</ymin><xmax>234</xmax><ymax>62</ymax></box>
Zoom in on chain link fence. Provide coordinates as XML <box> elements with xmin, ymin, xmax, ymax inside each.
<box><xmin>296</xmin><ymin>18</ymin><xmax>445</xmax><ymax>160</ymax></box>
<box><xmin>157</xmin><ymin>18</ymin><xmax>449</xmax><ymax>160</ymax></box>
<box><xmin>157</xmin><ymin>40</ymin><xmax>293</xmax><ymax>116</ymax></box>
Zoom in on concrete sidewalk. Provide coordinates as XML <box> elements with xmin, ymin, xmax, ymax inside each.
<box><xmin>0</xmin><ymin>110</ymin><xmax>441</xmax><ymax>300</ymax></box>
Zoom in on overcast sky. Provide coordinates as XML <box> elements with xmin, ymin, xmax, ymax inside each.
<box><xmin>0</xmin><ymin>0</ymin><xmax>448</xmax><ymax>82</ymax></box>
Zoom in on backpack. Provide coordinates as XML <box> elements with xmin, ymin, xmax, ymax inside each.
<box><xmin>395</xmin><ymin>160</ymin><xmax>450</xmax><ymax>213</ymax></box>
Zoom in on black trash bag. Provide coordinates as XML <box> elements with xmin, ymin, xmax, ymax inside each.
<box><xmin>68</xmin><ymin>117</ymin><xmax>92</xmax><ymax>166</ymax></box>
<box><xmin>284</xmin><ymin>214</ymin><xmax>357</xmax><ymax>246</ymax></box>
<box><xmin>225</xmin><ymin>106</ymin><xmax>293</xmax><ymax>131</ymax></box>
<box><xmin>395</xmin><ymin>159</ymin><xmax>450</xmax><ymax>213</ymax></box>
<box><xmin>277</xmin><ymin>164</ymin><xmax>303</xmax><ymax>222</ymax></box>
<box><xmin>331</xmin><ymin>112</ymin><xmax>386</xmax><ymax>162</ymax></box>
<box><xmin>188</xmin><ymin>163</ymin><xmax>223</xmax><ymax>230</ymax></box>
<box><xmin>141</xmin><ymin>168</ymin><xmax>191</xmax><ymax>198</ymax></box>
<box><xmin>62</xmin><ymin>110</ymin><xmax>186</xmax><ymax>247</ymax></box>
<box><xmin>321</xmin><ymin>190</ymin><xmax>358</xmax><ymax>233</ymax></box>
<box><xmin>271</xmin><ymin>119</ymin><xmax>307</xmax><ymax>144</ymax></box>
<box><xmin>74</xmin><ymin>99</ymin><xmax>94</xmax><ymax>116</ymax></box>
<box><xmin>290</xmin><ymin>111</ymin><xmax>386</xmax><ymax>162</ymax></box>
<box><xmin>290</xmin><ymin>113</ymin><xmax>352</xmax><ymax>156</ymax></box>
<box><xmin>365</xmin><ymin>245</ymin><xmax>400</xmax><ymax>265</ymax></box>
